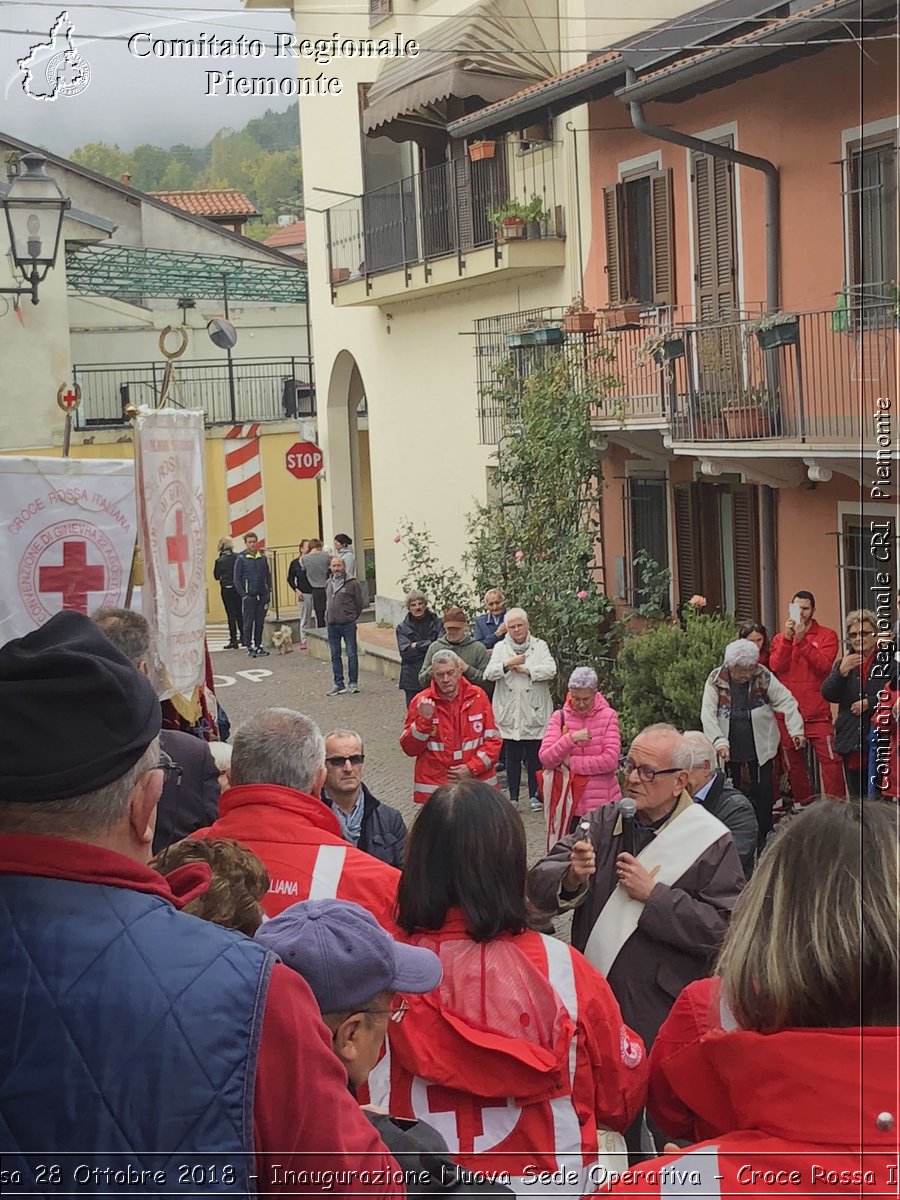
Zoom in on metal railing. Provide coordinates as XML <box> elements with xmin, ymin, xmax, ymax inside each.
<box><xmin>72</xmin><ymin>357</ymin><xmax>316</xmax><ymax>427</ymax></box>
<box><xmin>474</xmin><ymin>303</ymin><xmax>898</xmax><ymax>446</ymax></box>
<box><xmin>326</xmin><ymin>139</ymin><xmax>564</xmax><ymax>286</ymax></box>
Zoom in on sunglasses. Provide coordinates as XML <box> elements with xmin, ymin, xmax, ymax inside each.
<box><xmin>847</xmin><ymin>631</ymin><xmax>874</xmax><ymax>639</ymax></box>
<box><xmin>156</xmin><ymin>750</ymin><xmax>183</xmax><ymax>788</ymax></box>
<box><xmin>325</xmin><ymin>755</ymin><xmax>365</xmax><ymax>767</ymax></box>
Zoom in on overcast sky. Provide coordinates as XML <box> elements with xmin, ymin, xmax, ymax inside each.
<box><xmin>0</xmin><ymin>2</ymin><xmax>300</xmax><ymax>154</ymax></box>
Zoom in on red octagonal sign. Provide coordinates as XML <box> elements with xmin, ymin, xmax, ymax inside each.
<box><xmin>286</xmin><ymin>441</ymin><xmax>323</xmax><ymax>480</ymax></box>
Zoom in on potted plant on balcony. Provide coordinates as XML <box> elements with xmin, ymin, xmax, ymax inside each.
<box><xmin>605</xmin><ymin>299</ymin><xmax>645</xmax><ymax>328</ymax></box>
<box><xmin>563</xmin><ymin>297</ymin><xmax>596</xmax><ymax>334</ymax></box>
<box><xmin>507</xmin><ymin>319</ymin><xmax>563</xmax><ymax>348</ymax></box>
<box><xmin>488</xmin><ymin>200</ymin><xmax>528</xmax><ymax>241</ymax></box>
<box><xmin>637</xmin><ymin>330</ymin><xmax>686</xmax><ymax>366</ymax></box>
<box><xmin>747</xmin><ymin>311</ymin><xmax>799</xmax><ymax>350</ymax></box>
<box><xmin>468</xmin><ymin>139</ymin><xmax>496</xmax><ymax>162</ymax></box>
<box><xmin>525</xmin><ymin>193</ymin><xmax>550</xmax><ymax>240</ymax></box>
<box><xmin>690</xmin><ymin>393</ymin><xmax>728</xmax><ymax>440</ymax></box>
<box><xmin>722</xmin><ymin>385</ymin><xmax>776</xmax><ymax>439</ymax></box>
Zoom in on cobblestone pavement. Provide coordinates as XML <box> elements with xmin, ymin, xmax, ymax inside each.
<box><xmin>210</xmin><ymin>629</ymin><xmax>572</xmax><ymax>931</ymax></box>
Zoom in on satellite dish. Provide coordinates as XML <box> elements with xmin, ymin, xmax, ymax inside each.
<box><xmin>207</xmin><ymin>318</ymin><xmax>237</xmax><ymax>350</ymax></box>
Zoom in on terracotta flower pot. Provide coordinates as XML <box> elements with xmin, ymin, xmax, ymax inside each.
<box><xmin>564</xmin><ymin>311</ymin><xmax>596</xmax><ymax>333</ymax></box>
<box><xmin>469</xmin><ymin>141</ymin><xmax>496</xmax><ymax>162</ymax></box>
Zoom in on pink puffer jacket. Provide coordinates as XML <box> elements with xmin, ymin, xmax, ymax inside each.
<box><xmin>539</xmin><ymin>693</ymin><xmax>622</xmax><ymax>815</ymax></box>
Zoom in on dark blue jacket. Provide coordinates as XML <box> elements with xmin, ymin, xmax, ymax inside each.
<box><xmin>323</xmin><ymin>782</ymin><xmax>408</xmax><ymax>869</ymax></box>
<box><xmin>0</xmin><ymin>871</ymin><xmax>273</xmax><ymax>1192</ymax></box>
<box><xmin>395</xmin><ymin>610</ymin><xmax>443</xmax><ymax>693</ymax></box>
<box><xmin>233</xmin><ymin>551</ymin><xmax>271</xmax><ymax>600</ymax></box>
<box><xmin>474</xmin><ymin>610</ymin><xmax>507</xmax><ymax>651</ymax></box>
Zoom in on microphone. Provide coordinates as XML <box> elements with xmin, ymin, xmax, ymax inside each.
<box><xmin>620</xmin><ymin>797</ymin><xmax>636</xmax><ymax>857</ymax></box>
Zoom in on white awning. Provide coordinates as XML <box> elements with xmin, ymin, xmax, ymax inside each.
<box><xmin>363</xmin><ymin>0</ymin><xmax>558</xmax><ymax>139</ymax></box>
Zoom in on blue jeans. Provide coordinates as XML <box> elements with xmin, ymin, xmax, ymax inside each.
<box><xmin>327</xmin><ymin>621</ymin><xmax>358</xmax><ymax>687</ymax></box>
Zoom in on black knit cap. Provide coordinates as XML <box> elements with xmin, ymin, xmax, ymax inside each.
<box><xmin>0</xmin><ymin>610</ymin><xmax>162</xmax><ymax>802</ymax></box>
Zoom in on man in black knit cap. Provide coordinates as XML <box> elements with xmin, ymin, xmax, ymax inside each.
<box><xmin>0</xmin><ymin>610</ymin><xmax>403</xmax><ymax>1196</ymax></box>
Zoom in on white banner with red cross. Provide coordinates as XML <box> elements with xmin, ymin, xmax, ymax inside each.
<box><xmin>0</xmin><ymin>456</ymin><xmax>137</xmax><ymax>647</ymax></box>
<box><xmin>134</xmin><ymin>409</ymin><xmax>206</xmax><ymax>709</ymax></box>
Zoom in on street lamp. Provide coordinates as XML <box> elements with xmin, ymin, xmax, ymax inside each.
<box><xmin>1</xmin><ymin>153</ymin><xmax>70</xmax><ymax>305</ymax></box>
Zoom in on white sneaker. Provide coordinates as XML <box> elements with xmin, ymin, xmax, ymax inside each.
<box><xmin>529</xmin><ymin>796</ymin><xmax>544</xmax><ymax>811</ymax></box>
<box><xmin>326</xmin><ymin>685</ymin><xmax>348</xmax><ymax>696</ymax></box>
<box><xmin>348</xmin><ymin>684</ymin><xmax>360</xmax><ymax>693</ymax></box>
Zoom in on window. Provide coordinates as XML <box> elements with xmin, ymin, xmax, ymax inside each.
<box><xmin>369</xmin><ymin>0</ymin><xmax>392</xmax><ymax>25</ymax></box>
<box><xmin>625</xmin><ymin>475</ymin><xmax>671</xmax><ymax>613</ymax></box>
<box><xmin>838</xmin><ymin>514</ymin><xmax>897</xmax><ymax>618</ymax></box>
<box><xmin>603</xmin><ymin>169</ymin><xmax>674</xmax><ymax>306</ymax></box>
<box><xmin>846</xmin><ymin>137</ymin><xmax>898</xmax><ymax>313</ymax></box>
<box><xmin>673</xmin><ymin>481</ymin><xmax>760</xmax><ymax>620</ymax></box>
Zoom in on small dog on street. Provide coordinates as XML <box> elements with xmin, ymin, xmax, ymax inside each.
<box><xmin>271</xmin><ymin>626</ymin><xmax>294</xmax><ymax>654</ymax></box>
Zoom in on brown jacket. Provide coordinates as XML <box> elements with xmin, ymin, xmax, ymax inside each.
<box><xmin>527</xmin><ymin>791</ymin><xmax>744</xmax><ymax>1048</ymax></box>
<box><xmin>325</xmin><ymin>576</ymin><xmax>365</xmax><ymax>625</ymax></box>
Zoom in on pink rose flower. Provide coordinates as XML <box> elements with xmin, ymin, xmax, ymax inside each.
<box><xmin>393</xmin><ymin>534</ymin><xmax>402</xmax><ymax>543</ymax></box>
<box><xmin>515</xmin><ymin>550</ymin><xmax>524</xmax><ymax>561</ymax></box>
<box><xmin>687</xmin><ymin>594</ymin><xmax>707</xmax><ymax>609</ymax></box>
<box><xmin>577</xmin><ymin>590</ymin><xmax>588</xmax><ymax>600</ymax></box>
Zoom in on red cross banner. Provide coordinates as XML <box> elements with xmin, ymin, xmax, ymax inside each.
<box><xmin>0</xmin><ymin>456</ymin><xmax>137</xmax><ymax>646</ymax></box>
<box><xmin>134</xmin><ymin>409</ymin><xmax>206</xmax><ymax>712</ymax></box>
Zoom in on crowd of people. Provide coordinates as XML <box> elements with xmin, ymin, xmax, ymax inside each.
<box><xmin>402</xmin><ymin>586</ymin><xmax>900</xmax><ymax>829</ymax></box>
<box><xmin>1</xmin><ymin>578</ymin><xmax>898</xmax><ymax>1197</ymax></box>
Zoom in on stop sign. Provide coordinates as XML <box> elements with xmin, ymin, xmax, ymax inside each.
<box><xmin>286</xmin><ymin>441</ymin><xmax>324</xmax><ymax>479</ymax></box>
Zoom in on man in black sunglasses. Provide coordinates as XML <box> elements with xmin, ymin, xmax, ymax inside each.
<box><xmin>528</xmin><ymin>722</ymin><xmax>744</xmax><ymax>1057</ymax></box>
<box><xmin>321</xmin><ymin>729</ymin><xmax>407</xmax><ymax>868</ymax></box>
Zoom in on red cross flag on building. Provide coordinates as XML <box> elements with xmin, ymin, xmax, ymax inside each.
<box><xmin>0</xmin><ymin>456</ymin><xmax>136</xmax><ymax>646</ymax></box>
<box><xmin>134</xmin><ymin>409</ymin><xmax>206</xmax><ymax>714</ymax></box>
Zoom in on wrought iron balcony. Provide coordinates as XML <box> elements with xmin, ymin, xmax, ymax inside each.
<box><xmin>326</xmin><ymin>139</ymin><xmax>564</xmax><ymax>303</ymax></box>
<box><xmin>587</xmin><ymin>304</ymin><xmax>898</xmax><ymax>446</ymax></box>
<box><xmin>474</xmin><ymin>302</ymin><xmax>898</xmax><ymax>449</ymax></box>
<box><xmin>72</xmin><ymin>356</ymin><xmax>316</xmax><ymax>428</ymax></box>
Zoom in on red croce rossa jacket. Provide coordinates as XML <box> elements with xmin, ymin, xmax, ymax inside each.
<box><xmin>598</xmin><ymin>1003</ymin><xmax>898</xmax><ymax>1196</ymax></box>
<box><xmin>193</xmin><ymin>783</ymin><xmax>400</xmax><ymax>930</ymax></box>
<box><xmin>769</xmin><ymin>619</ymin><xmax>840</xmax><ymax>723</ymax></box>
<box><xmin>400</xmin><ymin>676</ymin><xmax>501</xmax><ymax>803</ymax></box>
<box><xmin>370</xmin><ymin>910</ymin><xmax>648</xmax><ymax>1196</ymax></box>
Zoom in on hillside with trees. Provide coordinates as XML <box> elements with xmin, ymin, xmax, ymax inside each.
<box><xmin>70</xmin><ymin>105</ymin><xmax>302</xmax><ymax>242</ymax></box>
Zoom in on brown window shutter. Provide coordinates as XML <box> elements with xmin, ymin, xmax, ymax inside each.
<box><xmin>650</xmin><ymin>168</ymin><xmax>675</xmax><ymax>307</ymax></box>
<box><xmin>731</xmin><ymin>485</ymin><xmax>760</xmax><ymax>622</ymax></box>
<box><xmin>673</xmin><ymin>482</ymin><xmax>701</xmax><ymax>607</ymax></box>
<box><xmin>603</xmin><ymin>183</ymin><xmax>624</xmax><ymax>306</ymax></box>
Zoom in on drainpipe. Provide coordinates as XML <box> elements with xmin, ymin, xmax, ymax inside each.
<box><xmin>622</xmin><ymin>67</ymin><xmax>780</xmax><ymax>313</ymax></box>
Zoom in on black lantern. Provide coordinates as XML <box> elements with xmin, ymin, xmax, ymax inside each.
<box><xmin>1</xmin><ymin>153</ymin><xmax>70</xmax><ymax>305</ymax></box>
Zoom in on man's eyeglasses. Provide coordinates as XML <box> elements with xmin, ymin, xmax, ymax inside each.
<box><xmin>619</xmin><ymin>756</ymin><xmax>682</xmax><ymax>783</ymax></box>
<box><xmin>364</xmin><ymin>997</ymin><xmax>409</xmax><ymax>1024</ymax></box>
<box><xmin>325</xmin><ymin>754</ymin><xmax>365</xmax><ymax>767</ymax></box>
<box><xmin>156</xmin><ymin>750</ymin><xmax>183</xmax><ymax>788</ymax></box>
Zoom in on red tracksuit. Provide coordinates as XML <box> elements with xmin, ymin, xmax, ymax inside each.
<box><xmin>769</xmin><ymin>620</ymin><xmax>844</xmax><ymax>800</ymax></box>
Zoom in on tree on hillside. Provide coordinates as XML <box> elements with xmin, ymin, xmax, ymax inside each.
<box><xmin>245</xmin><ymin>104</ymin><xmax>300</xmax><ymax>152</ymax></box>
<box><xmin>71</xmin><ymin>142</ymin><xmax>127</xmax><ymax>181</ymax></box>
<box><xmin>128</xmin><ymin>144</ymin><xmax>171</xmax><ymax>192</ymax></box>
<box><xmin>203</xmin><ymin>130</ymin><xmax>263</xmax><ymax>195</ymax></box>
<box><xmin>250</xmin><ymin>149</ymin><xmax>303</xmax><ymax>221</ymax></box>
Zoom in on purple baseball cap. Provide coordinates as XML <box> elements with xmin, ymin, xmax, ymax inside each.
<box><xmin>255</xmin><ymin>898</ymin><xmax>442</xmax><ymax>1013</ymax></box>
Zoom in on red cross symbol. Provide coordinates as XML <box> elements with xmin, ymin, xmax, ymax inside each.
<box><xmin>61</xmin><ymin>390</ymin><xmax>79</xmax><ymax>410</ymax></box>
<box><xmin>166</xmin><ymin>508</ymin><xmax>190</xmax><ymax>589</ymax></box>
<box><xmin>38</xmin><ymin>540</ymin><xmax>106</xmax><ymax>614</ymax></box>
<box><xmin>425</xmin><ymin>1085</ymin><xmax>516</xmax><ymax>1156</ymax></box>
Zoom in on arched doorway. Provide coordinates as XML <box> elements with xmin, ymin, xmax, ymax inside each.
<box><xmin>326</xmin><ymin>351</ymin><xmax>375</xmax><ymax>596</ymax></box>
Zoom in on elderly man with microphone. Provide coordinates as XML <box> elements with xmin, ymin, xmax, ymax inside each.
<box><xmin>528</xmin><ymin>722</ymin><xmax>744</xmax><ymax>1053</ymax></box>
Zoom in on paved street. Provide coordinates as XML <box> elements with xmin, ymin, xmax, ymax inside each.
<box><xmin>209</xmin><ymin>628</ymin><xmax>567</xmax><ymax>880</ymax></box>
